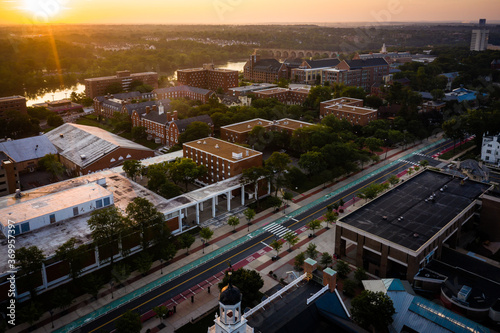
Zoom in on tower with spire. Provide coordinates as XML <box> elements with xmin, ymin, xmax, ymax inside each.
<box><xmin>209</xmin><ymin>272</ymin><xmax>253</xmax><ymax>333</ymax></box>
<box><xmin>381</xmin><ymin>43</ymin><xmax>387</xmax><ymax>54</ymax></box>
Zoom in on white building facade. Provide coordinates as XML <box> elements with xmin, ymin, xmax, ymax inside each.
<box><xmin>482</xmin><ymin>135</ymin><xmax>500</xmax><ymax>165</ymax></box>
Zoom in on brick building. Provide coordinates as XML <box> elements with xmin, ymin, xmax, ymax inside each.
<box><xmin>183</xmin><ymin>137</ymin><xmax>262</xmax><ymax>184</ymax></box>
<box><xmin>177</xmin><ymin>63</ymin><xmax>238</xmax><ymax>93</ymax></box>
<box><xmin>0</xmin><ymin>95</ymin><xmax>27</xmax><ymax>119</ymax></box>
<box><xmin>335</xmin><ymin>170</ymin><xmax>491</xmax><ymax>282</ymax></box>
<box><xmin>45</xmin><ymin>123</ymin><xmax>154</xmax><ymax>175</ymax></box>
<box><xmin>84</xmin><ymin>70</ymin><xmax>158</xmax><ymax>99</ymax></box>
<box><xmin>291</xmin><ymin>58</ymin><xmax>340</xmax><ymax>84</ymax></box>
<box><xmin>320</xmin><ymin>97</ymin><xmax>376</xmax><ymax>126</ymax></box>
<box><xmin>130</xmin><ymin>103</ymin><xmax>177</xmax><ymax>145</ymax></box>
<box><xmin>0</xmin><ymin>153</ymin><xmax>18</xmax><ymax>196</ymax></box>
<box><xmin>221</xmin><ymin>119</ymin><xmax>274</xmax><ymax>143</ymax></box>
<box><xmin>243</xmin><ymin>54</ymin><xmax>287</xmax><ymax>83</ymax></box>
<box><xmin>220</xmin><ymin>118</ymin><xmax>311</xmax><ymax>144</ymax></box>
<box><xmin>155</xmin><ymin>85</ymin><xmax>215</xmax><ymax>103</ymax></box>
<box><xmin>167</xmin><ymin>115</ymin><xmax>213</xmax><ymax>147</ymax></box>
<box><xmin>334</xmin><ymin>58</ymin><xmax>390</xmax><ymax>91</ymax></box>
<box><xmin>93</xmin><ymin>91</ymin><xmax>156</xmax><ymax>119</ymax></box>
<box><xmin>253</xmin><ymin>87</ymin><xmax>310</xmax><ymax>105</ymax></box>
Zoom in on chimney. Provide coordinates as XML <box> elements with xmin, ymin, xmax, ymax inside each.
<box><xmin>304</xmin><ymin>258</ymin><xmax>317</xmax><ymax>275</ymax></box>
<box><xmin>166</xmin><ymin>111</ymin><xmax>171</xmax><ymax>121</ymax></box>
<box><xmin>152</xmin><ymin>105</ymin><xmax>157</xmax><ymax>111</ymax></box>
<box><xmin>146</xmin><ymin>106</ymin><xmax>151</xmax><ymax>114</ymax></box>
<box><xmin>323</xmin><ymin>268</ymin><xmax>337</xmax><ymax>292</ymax></box>
<box><xmin>173</xmin><ymin>110</ymin><xmax>178</xmax><ymax>120</ymax></box>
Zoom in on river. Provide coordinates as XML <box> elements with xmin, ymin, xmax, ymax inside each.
<box><xmin>26</xmin><ymin>61</ymin><xmax>248</xmax><ymax>106</ymax></box>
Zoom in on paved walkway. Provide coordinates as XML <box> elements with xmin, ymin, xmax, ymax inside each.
<box><xmin>22</xmin><ymin>135</ymin><xmax>447</xmax><ymax>333</ymax></box>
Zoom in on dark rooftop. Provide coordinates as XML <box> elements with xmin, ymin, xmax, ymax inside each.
<box><xmin>173</xmin><ymin>114</ymin><xmax>213</xmax><ymax>132</ymax></box>
<box><xmin>346</xmin><ymin>58</ymin><xmax>389</xmax><ymax>69</ymax></box>
<box><xmin>305</xmin><ymin>58</ymin><xmax>341</xmax><ymax>69</ymax></box>
<box><xmin>340</xmin><ymin>170</ymin><xmax>490</xmax><ymax>251</ymax></box>
<box><xmin>424</xmin><ymin>247</ymin><xmax>500</xmax><ymax>310</ymax></box>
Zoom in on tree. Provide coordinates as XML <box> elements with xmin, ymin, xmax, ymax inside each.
<box><xmin>248</xmin><ymin>125</ymin><xmax>272</xmax><ymax>151</ymax></box>
<box><xmin>351</xmin><ymin>291</ymin><xmax>395</xmax><ymax>332</ymax></box>
<box><xmin>18</xmin><ymin>301</ymin><xmax>43</xmax><ymax>327</ymax></box>
<box><xmin>178</xmin><ymin>121</ymin><xmax>211</xmax><ymax>144</ymax></box>
<box><xmin>294</xmin><ymin>252</ymin><xmax>306</xmax><ymax>271</ymax></box>
<box><xmin>243</xmin><ymin>208</ymin><xmax>256</xmax><ymax>230</ymax></box>
<box><xmin>320</xmin><ymin>252</ymin><xmax>333</xmax><ymax>268</ymax></box>
<box><xmin>342</xmin><ymin>279</ymin><xmax>358</xmax><ymax>297</ymax></box>
<box><xmin>153</xmin><ymin>305</ymin><xmax>169</xmax><ymax>323</ymax></box>
<box><xmin>38</xmin><ymin>153</ymin><xmax>65</xmax><ymax>179</ymax></box>
<box><xmin>47</xmin><ymin>113</ymin><xmax>64</xmax><ymax>127</ymax></box>
<box><xmin>304</xmin><ymin>85</ymin><xmax>332</xmax><ymax>109</ymax></box>
<box><xmin>270</xmin><ymin>239</ymin><xmax>283</xmax><ymax>258</ymax></box>
<box><xmin>265</xmin><ymin>152</ymin><xmax>291</xmax><ymax>197</ymax></box>
<box><xmin>170</xmin><ymin>158</ymin><xmax>207</xmax><ymax>191</ymax></box>
<box><xmin>50</xmin><ymin>288</ymin><xmax>74</xmax><ymax>311</ymax></box>
<box><xmin>87</xmin><ymin>206</ymin><xmax>130</xmax><ymax>268</ymax></box>
<box><xmin>324</xmin><ymin>211</ymin><xmax>338</xmax><ymax>229</ymax></box>
<box><xmin>240</xmin><ymin>166</ymin><xmax>268</xmax><ymax>208</ymax></box>
<box><xmin>364</xmin><ymin>137</ymin><xmax>384</xmax><ymax>154</ymax></box>
<box><xmin>55</xmin><ymin>238</ymin><xmax>85</xmax><ymax>281</ymax></box>
<box><xmin>199</xmin><ymin>227</ymin><xmax>214</xmax><ymax>253</ymax></box>
<box><xmin>112</xmin><ymin>263</ymin><xmax>131</xmax><ymax>287</ymax></box>
<box><xmin>307</xmin><ymin>219</ymin><xmax>322</xmax><ymax>236</ymax></box>
<box><xmin>227</xmin><ymin>216</ymin><xmax>240</xmax><ymax>232</ymax></box>
<box><xmin>134</xmin><ymin>252</ymin><xmax>153</xmax><ymax>276</ymax></box>
<box><xmin>115</xmin><ymin>310</ymin><xmax>142</xmax><ymax>333</ymax></box>
<box><xmin>126</xmin><ymin>197</ymin><xmax>165</xmax><ymax>250</ymax></box>
<box><xmin>335</xmin><ymin>260</ymin><xmax>351</xmax><ymax>279</ymax></box>
<box><xmin>218</xmin><ymin>268</ymin><xmax>264</xmax><ymax>308</ymax></box>
<box><xmin>306</xmin><ymin>243</ymin><xmax>318</xmax><ymax>259</ymax></box>
<box><xmin>178</xmin><ymin>232</ymin><xmax>195</xmax><ymax>255</ymax></box>
<box><xmin>131</xmin><ymin>126</ymin><xmax>147</xmax><ymax>141</ymax></box>
<box><xmin>123</xmin><ymin>160</ymin><xmax>143</xmax><ymax>182</ymax></box>
<box><xmin>283</xmin><ymin>232</ymin><xmax>299</xmax><ymax>251</ymax></box>
<box><xmin>15</xmin><ymin>246</ymin><xmax>46</xmax><ymax>297</ymax></box>
<box><xmin>354</xmin><ymin>267</ymin><xmax>367</xmax><ymax>286</ymax></box>
<box><xmin>358</xmin><ymin>183</ymin><xmax>383</xmax><ymax>202</ymax></box>
<box><xmin>298</xmin><ymin>151</ymin><xmax>327</xmax><ymax>176</ymax></box>
<box><xmin>419</xmin><ymin>159</ymin><xmax>429</xmax><ymax>167</ymax></box>
<box><xmin>388</xmin><ymin>175</ymin><xmax>400</xmax><ymax>186</ymax></box>
<box><xmin>81</xmin><ymin>273</ymin><xmax>105</xmax><ymax>300</ymax></box>
<box><xmin>105</xmin><ymin>82</ymin><xmax>123</xmax><ymax>94</ymax></box>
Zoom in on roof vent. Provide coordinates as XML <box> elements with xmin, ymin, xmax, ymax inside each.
<box><xmin>413</xmin><ymin>233</ymin><xmax>419</xmax><ymax>238</ymax></box>
<box><xmin>60</xmin><ymin>134</ymin><xmax>64</xmax><ymax>138</ymax></box>
<box><xmin>247</xmin><ymin>125</ymin><xmax>251</xmax><ymax>128</ymax></box>
<box><xmin>80</xmin><ymin>154</ymin><xmax>86</xmax><ymax>160</ymax></box>
<box><xmin>215</xmin><ymin>144</ymin><xmax>219</xmax><ymax>149</ymax></box>
<box><xmin>203</xmin><ymin>140</ymin><xmax>206</xmax><ymax>144</ymax></box>
<box><xmin>197</xmin><ymin>140</ymin><xmax>201</xmax><ymax>144</ymax></box>
<box><xmin>258</xmin><ymin>121</ymin><xmax>262</xmax><ymax>125</ymax></box>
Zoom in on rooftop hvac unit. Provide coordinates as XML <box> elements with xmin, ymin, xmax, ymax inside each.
<box><xmin>232</xmin><ymin>152</ymin><xmax>242</xmax><ymax>160</ymax></box>
<box><xmin>458</xmin><ymin>285</ymin><xmax>472</xmax><ymax>302</ymax></box>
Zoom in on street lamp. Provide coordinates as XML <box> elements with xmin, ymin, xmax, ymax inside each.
<box><xmin>110</xmin><ymin>281</ymin><xmax>115</xmax><ymax>299</ymax></box>
<box><xmin>49</xmin><ymin>309</ymin><xmax>54</xmax><ymax>328</ymax></box>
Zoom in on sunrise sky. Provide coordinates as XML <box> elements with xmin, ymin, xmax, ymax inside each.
<box><xmin>1</xmin><ymin>0</ymin><xmax>499</xmax><ymax>25</ymax></box>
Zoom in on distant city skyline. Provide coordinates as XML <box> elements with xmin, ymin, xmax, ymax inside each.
<box><xmin>1</xmin><ymin>0</ymin><xmax>499</xmax><ymax>25</ymax></box>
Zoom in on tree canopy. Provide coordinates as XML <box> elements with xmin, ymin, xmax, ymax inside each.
<box><xmin>351</xmin><ymin>291</ymin><xmax>395</xmax><ymax>332</ymax></box>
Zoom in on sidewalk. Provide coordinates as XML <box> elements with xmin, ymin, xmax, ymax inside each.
<box><xmin>24</xmin><ymin>135</ymin><xmax>445</xmax><ymax>333</ymax></box>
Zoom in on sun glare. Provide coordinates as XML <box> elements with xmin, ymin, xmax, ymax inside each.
<box><xmin>22</xmin><ymin>0</ymin><xmax>61</xmax><ymax>22</ymax></box>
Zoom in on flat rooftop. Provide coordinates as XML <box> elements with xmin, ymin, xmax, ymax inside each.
<box><xmin>326</xmin><ymin>104</ymin><xmax>376</xmax><ymax>115</ymax></box>
<box><xmin>423</xmin><ymin>247</ymin><xmax>500</xmax><ymax>310</ymax></box>
<box><xmin>274</xmin><ymin>118</ymin><xmax>312</xmax><ymax>131</ymax></box>
<box><xmin>339</xmin><ymin>170</ymin><xmax>490</xmax><ymax>251</ymax></box>
<box><xmin>321</xmin><ymin>97</ymin><xmax>363</xmax><ymax>106</ymax></box>
<box><xmin>229</xmin><ymin>83</ymin><xmax>277</xmax><ymax>93</ymax></box>
<box><xmin>0</xmin><ymin>183</ymin><xmax>112</xmax><ymax>226</ymax></box>
<box><xmin>221</xmin><ymin>118</ymin><xmax>273</xmax><ymax>133</ymax></box>
<box><xmin>255</xmin><ymin>87</ymin><xmax>289</xmax><ymax>95</ymax></box>
<box><xmin>0</xmin><ymin>96</ymin><xmax>25</xmax><ymax>101</ymax></box>
<box><xmin>85</xmin><ymin>72</ymin><xmax>157</xmax><ymax>81</ymax></box>
<box><xmin>184</xmin><ymin>137</ymin><xmax>262</xmax><ymax>161</ymax></box>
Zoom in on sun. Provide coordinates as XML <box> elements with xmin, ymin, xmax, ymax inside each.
<box><xmin>22</xmin><ymin>0</ymin><xmax>61</xmax><ymax>22</ymax></box>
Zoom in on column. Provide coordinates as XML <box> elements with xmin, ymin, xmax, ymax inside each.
<box><xmin>200</xmin><ymin>201</ymin><xmax>204</xmax><ymax>211</ymax></box>
<box><xmin>380</xmin><ymin>244</ymin><xmax>389</xmax><ymax>278</ymax></box>
<box><xmin>227</xmin><ymin>190</ymin><xmax>231</xmax><ymax>211</ymax></box>
<box><xmin>241</xmin><ymin>184</ymin><xmax>245</xmax><ymax>205</ymax></box>
<box><xmin>356</xmin><ymin>235</ymin><xmax>364</xmax><ymax>269</ymax></box>
<box><xmin>178</xmin><ymin>209</ymin><xmax>183</xmax><ymax>232</ymax></box>
<box><xmin>95</xmin><ymin>246</ymin><xmax>100</xmax><ymax>267</ymax></box>
<box><xmin>41</xmin><ymin>263</ymin><xmax>48</xmax><ymax>289</ymax></box>
<box><xmin>212</xmin><ymin>196</ymin><xmax>216</xmax><ymax>217</ymax></box>
<box><xmin>196</xmin><ymin>203</ymin><xmax>200</xmax><ymax>225</ymax></box>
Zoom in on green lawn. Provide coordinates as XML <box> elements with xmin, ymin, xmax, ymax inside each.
<box><xmin>439</xmin><ymin>141</ymin><xmax>475</xmax><ymax>160</ymax></box>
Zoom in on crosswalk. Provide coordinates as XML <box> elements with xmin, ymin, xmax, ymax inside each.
<box><xmin>413</xmin><ymin>153</ymin><xmax>432</xmax><ymax>159</ymax></box>
<box><xmin>263</xmin><ymin>222</ymin><xmax>296</xmax><ymax>238</ymax></box>
<box><xmin>396</xmin><ymin>158</ymin><xmax>421</xmax><ymax>166</ymax></box>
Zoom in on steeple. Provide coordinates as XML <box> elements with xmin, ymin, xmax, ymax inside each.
<box><xmin>381</xmin><ymin>43</ymin><xmax>387</xmax><ymax>54</ymax></box>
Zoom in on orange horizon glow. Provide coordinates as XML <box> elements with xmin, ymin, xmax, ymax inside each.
<box><xmin>1</xmin><ymin>0</ymin><xmax>499</xmax><ymax>26</ymax></box>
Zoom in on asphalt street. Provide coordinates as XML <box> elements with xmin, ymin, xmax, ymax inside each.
<box><xmin>79</xmin><ymin>139</ymin><xmax>456</xmax><ymax>333</ymax></box>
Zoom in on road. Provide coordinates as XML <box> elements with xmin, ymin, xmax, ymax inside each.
<box><xmin>75</xmin><ymin>139</ymin><xmax>455</xmax><ymax>333</ymax></box>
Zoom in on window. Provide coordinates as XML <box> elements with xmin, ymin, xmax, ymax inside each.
<box><xmin>50</xmin><ymin>214</ymin><xmax>56</xmax><ymax>223</ymax></box>
<box><xmin>103</xmin><ymin>197</ymin><xmax>111</xmax><ymax>206</ymax></box>
<box><xmin>21</xmin><ymin>222</ymin><xmax>30</xmax><ymax>233</ymax></box>
<box><xmin>95</xmin><ymin>199</ymin><xmax>103</xmax><ymax>208</ymax></box>
<box><xmin>73</xmin><ymin>207</ymin><xmax>79</xmax><ymax>216</ymax></box>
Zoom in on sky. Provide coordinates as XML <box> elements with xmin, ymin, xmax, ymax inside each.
<box><xmin>1</xmin><ymin>0</ymin><xmax>500</xmax><ymax>25</ymax></box>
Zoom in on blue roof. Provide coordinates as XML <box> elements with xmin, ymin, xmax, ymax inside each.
<box><xmin>385</xmin><ymin>279</ymin><xmax>405</xmax><ymax>292</ymax></box>
<box><xmin>409</xmin><ymin>296</ymin><xmax>490</xmax><ymax>333</ymax></box>
<box><xmin>0</xmin><ymin>136</ymin><xmax>58</xmax><ymax>162</ymax></box>
<box><xmin>316</xmin><ymin>290</ymin><xmax>349</xmax><ymax>320</ymax></box>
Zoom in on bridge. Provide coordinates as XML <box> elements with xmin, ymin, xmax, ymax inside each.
<box><xmin>256</xmin><ymin>48</ymin><xmax>338</xmax><ymax>59</ymax></box>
